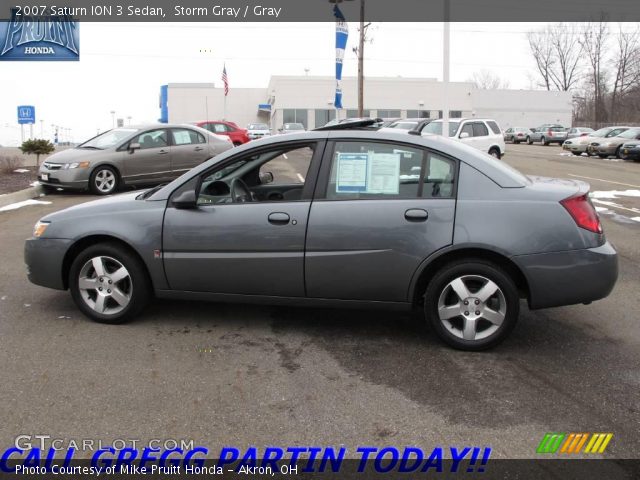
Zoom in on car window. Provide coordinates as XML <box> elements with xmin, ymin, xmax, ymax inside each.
<box><xmin>171</xmin><ymin>128</ymin><xmax>205</xmax><ymax>145</ymax></box>
<box><xmin>472</xmin><ymin>122</ymin><xmax>489</xmax><ymax>137</ymax></box>
<box><xmin>325</xmin><ymin>141</ymin><xmax>455</xmax><ymax>200</ymax></box>
<box><xmin>486</xmin><ymin>121</ymin><xmax>501</xmax><ymax>134</ymax></box>
<box><xmin>460</xmin><ymin>124</ymin><xmax>474</xmax><ymax>137</ymax></box>
<box><xmin>131</xmin><ymin>129</ymin><xmax>167</xmax><ymax>150</ymax></box>
<box><xmin>505</xmin><ymin>128</ymin><xmax>512</xmax><ymax>134</ymax></box>
<box><xmin>259</xmin><ymin>146</ymin><xmax>313</xmax><ymax>185</ymax></box>
<box><xmin>207</xmin><ymin>123</ymin><xmax>229</xmax><ymax>133</ymax></box>
<box><xmin>606</xmin><ymin>128</ymin><xmax>627</xmax><ymax>137</ymax></box>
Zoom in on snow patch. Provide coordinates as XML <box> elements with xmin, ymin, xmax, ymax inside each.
<box><xmin>632</xmin><ymin>217</ymin><xmax>640</xmax><ymax>223</ymax></box>
<box><xmin>13</xmin><ymin>168</ymin><xmax>29</xmax><ymax>173</ymax></box>
<box><xmin>0</xmin><ymin>199</ymin><xmax>52</xmax><ymax>212</ymax></box>
<box><xmin>591</xmin><ymin>189</ymin><xmax>640</xmax><ymax>199</ymax></box>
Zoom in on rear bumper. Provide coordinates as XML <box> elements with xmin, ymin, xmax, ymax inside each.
<box><xmin>513</xmin><ymin>242</ymin><xmax>618</xmax><ymax>310</ymax></box>
<box><xmin>24</xmin><ymin>238</ymin><xmax>72</xmax><ymax>290</ymax></box>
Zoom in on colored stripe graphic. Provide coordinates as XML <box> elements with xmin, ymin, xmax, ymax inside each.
<box><xmin>538</xmin><ymin>433</ymin><xmax>613</xmax><ymax>454</ymax></box>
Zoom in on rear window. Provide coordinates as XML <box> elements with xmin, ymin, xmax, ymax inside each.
<box><xmin>486</xmin><ymin>121</ymin><xmax>501</xmax><ymax>134</ymax></box>
<box><xmin>549</xmin><ymin>127</ymin><xmax>565</xmax><ymax>132</ymax></box>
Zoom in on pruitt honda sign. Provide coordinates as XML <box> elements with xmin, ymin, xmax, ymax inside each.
<box><xmin>0</xmin><ymin>8</ymin><xmax>79</xmax><ymax>61</ymax></box>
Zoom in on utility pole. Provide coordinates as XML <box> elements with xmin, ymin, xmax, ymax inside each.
<box><xmin>442</xmin><ymin>0</ymin><xmax>450</xmax><ymax>139</ymax></box>
<box><xmin>357</xmin><ymin>0</ymin><xmax>365</xmax><ymax>117</ymax></box>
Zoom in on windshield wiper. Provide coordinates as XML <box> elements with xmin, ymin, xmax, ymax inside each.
<box><xmin>78</xmin><ymin>145</ymin><xmax>102</xmax><ymax>150</ymax></box>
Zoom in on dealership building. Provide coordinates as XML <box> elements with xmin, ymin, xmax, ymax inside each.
<box><xmin>160</xmin><ymin>75</ymin><xmax>573</xmax><ymax>131</ymax></box>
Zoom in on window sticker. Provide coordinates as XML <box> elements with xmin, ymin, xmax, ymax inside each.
<box><xmin>174</xmin><ymin>130</ymin><xmax>192</xmax><ymax>145</ymax></box>
<box><xmin>367</xmin><ymin>153</ymin><xmax>400</xmax><ymax>194</ymax></box>
<box><xmin>336</xmin><ymin>153</ymin><xmax>368</xmax><ymax>192</ymax></box>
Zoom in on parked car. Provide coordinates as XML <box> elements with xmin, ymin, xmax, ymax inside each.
<box><xmin>378</xmin><ymin>118</ymin><xmax>432</xmax><ymax>134</ymax></box>
<box><xmin>526</xmin><ymin>125</ymin><xmax>568</xmax><ymax>145</ymax></box>
<box><xmin>589</xmin><ymin>127</ymin><xmax>640</xmax><ymax>158</ymax></box>
<box><xmin>25</xmin><ymin>119</ymin><xmax>617</xmax><ymax>350</ymax></box>
<box><xmin>503</xmin><ymin>127</ymin><xmax>530</xmax><ymax>144</ymax></box>
<box><xmin>194</xmin><ymin>120</ymin><xmax>250</xmax><ymax>146</ymax></box>
<box><xmin>421</xmin><ymin>118</ymin><xmax>506</xmax><ymax>158</ymax></box>
<box><xmin>619</xmin><ymin>141</ymin><xmax>640</xmax><ymax>162</ymax></box>
<box><xmin>565</xmin><ymin>127</ymin><xmax>594</xmax><ymax>140</ymax></box>
<box><xmin>246</xmin><ymin>123</ymin><xmax>271</xmax><ymax>140</ymax></box>
<box><xmin>563</xmin><ymin>126</ymin><xmax>630</xmax><ymax>156</ymax></box>
<box><xmin>38</xmin><ymin>125</ymin><xmax>233</xmax><ymax>195</ymax></box>
<box><xmin>279</xmin><ymin>123</ymin><xmax>306</xmax><ymax>134</ymax></box>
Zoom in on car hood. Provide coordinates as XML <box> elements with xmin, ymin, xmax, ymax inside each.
<box><xmin>41</xmin><ymin>191</ymin><xmax>146</xmax><ymax>222</ymax></box>
<box><xmin>44</xmin><ymin>148</ymin><xmax>107</xmax><ymax>164</ymax></box>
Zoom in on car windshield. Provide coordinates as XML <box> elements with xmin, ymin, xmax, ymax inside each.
<box><xmin>284</xmin><ymin>124</ymin><xmax>304</xmax><ymax>130</ymax></box>
<box><xmin>248</xmin><ymin>124</ymin><xmax>268</xmax><ymax>130</ymax></box>
<box><xmin>592</xmin><ymin>128</ymin><xmax>614</xmax><ymax>137</ymax></box>
<box><xmin>616</xmin><ymin>128</ymin><xmax>640</xmax><ymax>139</ymax></box>
<box><xmin>421</xmin><ymin>121</ymin><xmax>460</xmax><ymax>137</ymax></box>
<box><xmin>79</xmin><ymin>128</ymin><xmax>138</xmax><ymax>150</ymax></box>
<box><xmin>389</xmin><ymin>121</ymin><xmax>419</xmax><ymax>130</ymax></box>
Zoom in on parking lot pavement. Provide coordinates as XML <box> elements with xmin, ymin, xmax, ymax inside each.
<box><xmin>0</xmin><ymin>149</ymin><xmax>639</xmax><ymax>460</ymax></box>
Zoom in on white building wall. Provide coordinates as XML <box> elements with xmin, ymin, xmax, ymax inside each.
<box><xmin>165</xmin><ymin>76</ymin><xmax>574</xmax><ymax>132</ymax></box>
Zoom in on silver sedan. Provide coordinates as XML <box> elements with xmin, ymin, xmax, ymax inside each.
<box><xmin>38</xmin><ymin>124</ymin><xmax>233</xmax><ymax>195</ymax></box>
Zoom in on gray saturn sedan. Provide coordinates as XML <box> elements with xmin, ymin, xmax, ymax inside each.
<box><xmin>38</xmin><ymin>124</ymin><xmax>233</xmax><ymax>195</ymax></box>
<box><xmin>25</xmin><ymin>120</ymin><xmax>618</xmax><ymax>350</ymax></box>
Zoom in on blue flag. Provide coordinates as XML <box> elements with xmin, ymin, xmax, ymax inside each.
<box><xmin>334</xmin><ymin>5</ymin><xmax>348</xmax><ymax>109</ymax></box>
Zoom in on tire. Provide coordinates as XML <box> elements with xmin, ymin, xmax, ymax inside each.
<box><xmin>90</xmin><ymin>165</ymin><xmax>119</xmax><ymax>195</ymax></box>
<box><xmin>513</xmin><ymin>139</ymin><xmax>520</xmax><ymax>144</ymax></box>
<box><xmin>69</xmin><ymin>242</ymin><xmax>151</xmax><ymax>324</ymax></box>
<box><xmin>489</xmin><ymin>147</ymin><xmax>501</xmax><ymax>159</ymax></box>
<box><xmin>541</xmin><ymin>136</ymin><xmax>549</xmax><ymax>146</ymax></box>
<box><xmin>424</xmin><ymin>259</ymin><xmax>519</xmax><ymax>351</ymax></box>
<box><xmin>526</xmin><ymin>136</ymin><xmax>532</xmax><ymax>145</ymax></box>
<box><xmin>571</xmin><ymin>151</ymin><xmax>582</xmax><ymax>156</ymax></box>
<box><xmin>598</xmin><ymin>154</ymin><xmax>608</xmax><ymax>159</ymax></box>
<box><xmin>40</xmin><ymin>184</ymin><xmax>58</xmax><ymax>194</ymax></box>
<box><xmin>615</xmin><ymin>146</ymin><xmax>622</xmax><ymax>159</ymax></box>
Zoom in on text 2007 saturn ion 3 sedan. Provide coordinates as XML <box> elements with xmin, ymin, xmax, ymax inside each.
<box><xmin>25</xmin><ymin>122</ymin><xmax>618</xmax><ymax>350</ymax></box>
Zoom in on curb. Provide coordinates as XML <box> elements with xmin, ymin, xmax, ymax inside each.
<box><xmin>0</xmin><ymin>184</ymin><xmax>45</xmax><ymax>209</ymax></box>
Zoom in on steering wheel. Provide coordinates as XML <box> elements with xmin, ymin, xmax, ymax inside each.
<box><xmin>230</xmin><ymin>178</ymin><xmax>254</xmax><ymax>203</ymax></box>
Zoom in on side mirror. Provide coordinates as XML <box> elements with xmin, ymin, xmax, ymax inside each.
<box><xmin>129</xmin><ymin>142</ymin><xmax>141</xmax><ymax>152</ymax></box>
<box><xmin>259</xmin><ymin>171</ymin><xmax>274</xmax><ymax>185</ymax></box>
<box><xmin>459</xmin><ymin>132</ymin><xmax>470</xmax><ymax>139</ymax></box>
<box><xmin>172</xmin><ymin>189</ymin><xmax>197</xmax><ymax>209</ymax></box>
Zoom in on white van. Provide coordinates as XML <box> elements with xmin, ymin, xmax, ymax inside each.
<box><xmin>421</xmin><ymin>118</ymin><xmax>506</xmax><ymax>158</ymax></box>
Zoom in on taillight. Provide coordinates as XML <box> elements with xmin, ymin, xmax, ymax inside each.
<box><xmin>580</xmin><ymin>133</ymin><xmax>588</xmax><ymax>136</ymax></box>
<box><xmin>548</xmin><ymin>128</ymin><xmax>553</xmax><ymax>136</ymax></box>
<box><xmin>560</xmin><ymin>193</ymin><xmax>602</xmax><ymax>234</ymax></box>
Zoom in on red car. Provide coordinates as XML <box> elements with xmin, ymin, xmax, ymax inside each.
<box><xmin>194</xmin><ymin>121</ymin><xmax>250</xmax><ymax>146</ymax></box>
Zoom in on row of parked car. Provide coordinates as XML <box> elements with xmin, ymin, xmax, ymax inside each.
<box><xmin>194</xmin><ymin>120</ymin><xmax>307</xmax><ymax>145</ymax></box>
<box><xmin>503</xmin><ymin>124</ymin><xmax>640</xmax><ymax>161</ymax></box>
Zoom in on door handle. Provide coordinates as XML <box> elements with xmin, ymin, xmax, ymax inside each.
<box><xmin>268</xmin><ymin>212</ymin><xmax>290</xmax><ymax>225</ymax></box>
<box><xmin>194</xmin><ymin>147</ymin><xmax>204</xmax><ymax>151</ymax></box>
<box><xmin>404</xmin><ymin>208</ymin><xmax>428</xmax><ymax>221</ymax></box>
<box><xmin>158</xmin><ymin>150</ymin><xmax>169</xmax><ymax>155</ymax></box>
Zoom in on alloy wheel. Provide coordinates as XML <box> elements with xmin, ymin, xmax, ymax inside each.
<box><xmin>437</xmin><ymin>274</ymin><xmax>506</xmax><ymax>341</ymax></box>
<box><xmin>78</xmin><ymin>256</ymin><xmax>132</xmax><ymax>315</ymax></box>
<box><xmin>94</xmin><ymin>169</ymin><xmax>116</xmax><ymax>193</ymax></box>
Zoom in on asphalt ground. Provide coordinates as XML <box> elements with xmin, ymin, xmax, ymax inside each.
<box><xmin>0</xmin><ymin>143</ymin><xmax>638</xmax><ymax>462</ymax></box>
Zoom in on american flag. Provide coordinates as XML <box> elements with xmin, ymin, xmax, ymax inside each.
<box><xmin>221</xmin><ymin>64</ymin><xmax>229</xmax><ymax>96</ymax></box>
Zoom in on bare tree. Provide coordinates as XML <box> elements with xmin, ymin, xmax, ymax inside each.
<box><xmin>580</xmin><ymin>21</ymin><xmax>609</xmax><ymax>123</ymax></box>
<box><xmin>527</xmin><ymin>29</ymin><xmax>554</xmax><ymax>90</ymax></box>
<box><xmin>610</xmin><ymin>25</ymin><xmax>640</xmax><ymax>120</ymax></box>
<box><xmin>527</xmin><ymin>24</ymin><xmax>583</xmax><ymax>91</ymax></box>
<box><xmin>467</xmin><ymin>69</ymin><xmax>510</xmax><ymax>89</ymax></box>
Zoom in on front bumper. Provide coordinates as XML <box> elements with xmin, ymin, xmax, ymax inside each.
<box><xmin>619</xmin><ymin>146</ymin><xmax>640</xmax><ymax>160</ymax></box>
<box><xmin>38</xmin><ymin>166</ymin><xmax>90</xmax><ymax>189</ymax></box>
<box><xmin>589</xmin><ymin>145</ymin><xmax>617</xmax><ymax>156</ymax></box>
<box><xmin>513</xmin><ymin>242</ymin><xmax>618</xmax><ymax>310</ymax></box>
<box><xmin>563</xmin><ymin>143</ymin><xmax>588</xmax><ymax>153</ymax></box>
<box><xmin>25</xmin><ymin>237</ymin><xmax>73</xmax><ymax>290</ymax></box>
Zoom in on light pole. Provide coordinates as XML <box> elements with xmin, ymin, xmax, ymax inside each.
<box><xmin>110</xmin><ymin>110</ymin><xmax>116</xmax><ymax>129</ymax></box>
<box><xmin>442</xmin><ymin>0</ymin><xmax>450</xmax><ymax>139</ymax></box>
<box><xmin>127</xmin><ymin>116</ymin><xmax>132</xmax><ymax>125</ymax></box>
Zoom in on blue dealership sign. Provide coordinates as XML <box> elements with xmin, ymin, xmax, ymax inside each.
<box><xmin>0</xmin><ymin>9</ymin><xmax>79</xmax><ymax>61</ymax></box>
<box><xmin>17</xmin><ymin>106</ymin><xmax>35</xmax><ymax>124</ymax></box>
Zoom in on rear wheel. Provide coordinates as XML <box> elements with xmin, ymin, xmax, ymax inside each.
<box><xmin>526</xmin><ymin>136</ymin><xmax>532</xmax><ymax>145</ymax></box>
<box><xmin>598</xmin><ymin>154</ymin><xmax>608</xmax><ymax>159</ymax></box>
<box><xmin>424</xmin><ymin>260</ymin><xmax>519</xmax><ymax>350</ymax></box>
<box><xmin>489</xmin><ymin>147</ymin><xmax>501</xmax><ymax>159</ymax></box>
<box><xmin>615</xmin><ymin>146</ymin><xmax>622</xmax><ymax>158</ymax></box>
<box><xmin>69</xmin><ymin>243</ymin><xmax>151</xmax><ymax>324</ymax></box>
<box><xmin>571</xmin><ymin>151</ymin><xmax>582</xmax><ymax>156</ymax></box>
<box><xmin>90</xmin><ymin>166</ymin><xmax>119</xmax><ymax>195</ymax></box>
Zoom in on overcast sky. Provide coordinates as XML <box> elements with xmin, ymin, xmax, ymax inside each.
<box><xmin>0</xmin><ymin>22</ymin><xmax>549</xmax><ymax>146</ymax></box>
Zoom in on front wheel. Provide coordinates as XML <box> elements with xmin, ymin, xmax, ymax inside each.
<box><xmin>90</xmin><ymin>166</ymin><xmax>119</xmax><ymax>195</ymax></box>
<box><xmin>424</xmin><ymin>260</ymin><xmax>519</xmax><ymax>350</ymax></box>
<box><xmin>489</xmin><ymin>147</ymin><xmax>501</xmax><ymax>159</ymax></box>
<box><xmin>69</xmin><ymin>243</ymin><xmax>151</xmax><ymax>324</ymax></box>
<box><xmin>526</xmin><ymin>136</ymin><xmax>532</xmax><ymax>145</ymax></box>
<box><xmin>571</xmin><ymin>151</ymin><xmax>582</xmax><ymax>156</ymax></box>
<box><xmin>541</xmin><ymin>136</ymin><xmax>549</xmax><ymax>146</ymax></box>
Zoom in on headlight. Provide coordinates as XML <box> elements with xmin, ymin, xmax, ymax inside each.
<box><xmin>63</xmin><ymin>162</ymin><xmax>90</xmax><ymax>169</ymax></box>
<box><xmin>33</xmin><ymin>220</ymin><xmax>50</xmax><ymax>238</ymax></box>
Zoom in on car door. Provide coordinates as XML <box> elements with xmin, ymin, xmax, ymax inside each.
<box><xmin>305</xmin><ymin>139</ymin><xmax>456</xmax><ymax>302</ymax></box>
<box><xmin>472</xmin><ymin>121</ymin><xmax>491</xmax><ymax>152</ymax></box>
<box><xmin>121</xmin><ymin>128</ymin><xmax>172</xmax><ymax>184</ymax></box>
<box><xmin>169</xmin><ymin>127</ymin><xmax>210</xmax><ymax>176</ymax></box>
<box><xmin>162</xmin><ymin>141</ymin><xmax>324</xmax><ymax>297</ymax></box>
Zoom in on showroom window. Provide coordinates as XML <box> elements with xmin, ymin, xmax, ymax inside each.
<box><xmin>346</xmin><ymin>109</ymin><xmax>371</xmax><ymax>118</ymax></box>
<box><xmin>282</xmin><ymin>109</ymin><xmax>308</xmax><ymax>128</ymax></box>
<box><xmin>315</xmin><ymin>109</ymin><xmax>336</xmax><ymax>128</ymax></box>
<box><xmin>438</xmin><ymin>111</ymin><xmax>463</xmax><ymax>119</ymax></box>
<box><xmin>376</xmin><ymin>109</ymin><xmax>401</xmax><ymax>118</ymax></box>
<box><xmin>406</xmin><ymin>110</ymin><xmax>430</xmax><ymax>119</ymax></box>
